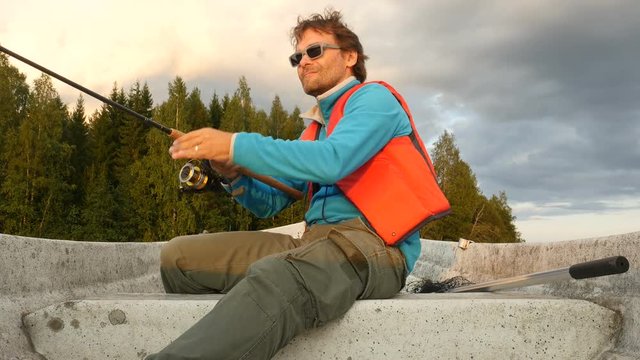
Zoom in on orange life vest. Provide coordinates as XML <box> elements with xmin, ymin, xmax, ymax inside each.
<box><xmin>300</xmin><ymin>81</ymin><xmax>451</xmax><ymax>245</ymax></box>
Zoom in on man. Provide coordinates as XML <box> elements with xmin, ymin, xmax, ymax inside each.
<box><xmin>148</xmin><ymin>9</ymin><xmax>449</xmax><ymax>360</ymax></box>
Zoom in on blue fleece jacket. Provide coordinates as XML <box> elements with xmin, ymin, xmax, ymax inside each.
<box><xmin>226</xmin><ymin>77</ymin><xmax>421</xmax><ymax>273</ymax></box>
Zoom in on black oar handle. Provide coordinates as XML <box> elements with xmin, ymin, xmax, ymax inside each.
<box><xmin>569</xmin><ymin>256</ymin><xmax>629</xmax><ymax>280</ymax></box>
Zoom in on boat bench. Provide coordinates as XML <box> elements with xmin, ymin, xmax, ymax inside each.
<box><xmin>23</xmin><ymin>293</ymin><xmax>620</xmax><ymax>359</ymax></box>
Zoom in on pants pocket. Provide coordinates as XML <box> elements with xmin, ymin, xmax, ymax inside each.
<box><xmin>327</xmin><ymin>227</ymin><xmax>407</xmax><ymax>300</ymax></box>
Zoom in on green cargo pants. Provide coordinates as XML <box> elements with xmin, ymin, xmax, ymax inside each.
<box><xmin>147</xmin><ymin>218</ymin><xmax>407</xmax><ymax>359</ymax></box>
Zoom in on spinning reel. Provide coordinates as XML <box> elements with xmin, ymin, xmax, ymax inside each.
<box><xmin>178</xmin><ymin>159</ymin><xmax>220</xmax><ymax>192</ymax></box>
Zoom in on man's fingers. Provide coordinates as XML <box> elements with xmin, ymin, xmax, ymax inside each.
<box><xmin>168</xmin><ymin>128</ymin><xmax>230</xmax><ymax>162</ymax></box>
<box><xmin>170</xmin><ymin>131</ymin><xmax>205</xmax><ymax>157</ymax></box>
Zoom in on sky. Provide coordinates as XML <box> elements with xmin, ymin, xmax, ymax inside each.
<box><xmin>1</xmin><ymin>0</ymin><xmax>638</xmax><ymax>243</ymax></box>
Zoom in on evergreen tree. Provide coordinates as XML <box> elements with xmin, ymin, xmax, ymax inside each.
<box><xmin>468</xmin><ymin>191</ymin><xmax>522</xmax><ymax>243</ymax></box>
<box><xmin>114</xmin><ymin>82</ymin><xmax>154</xmax><ymax>241</ymax></box>
<box><xmin>421</xmin><ymin>131</ymin><xmax>521</xmax><ymax>243</ymax></box>
<box><xmin>62</xmin><ymin>96</ymin><xmax>90</xmax><ymax>238</ymax></box>
<box><xmin>117</xmin><ymin>81</ymin><xmax>153</xmax><ymax>169</ymax></box>
<box><xmin>0</xmin><ymin>54</ymin><xmax>29</xmax><ymax>230</ymax></box>
<box><xmin>0</xmin><ymin>54</ymin><xmax>29</xmax><ymax>143</ymax></box>
<box><xmin>65</xmin><ymin>96</ymin><xmax>90</xmax><ymax>198</ymax></box>
<box><xmin>268</xmin><ymin>95</ymin><xmax>288</xmax><ymax>138</ymax></box>
<box><xmin>0</xmin><ymin>75</ymin><xmax>73</xmax><ymax>237</ymax></box>
<box><xmin>221</xmin><ymin>94</ymin><xmax>231</xmax><ymax>113</ymax></box>
<box><xmin>220</xmin><ymin>96</ymin><xmax>240</xmax><ymax>132</ymax></box>
<box><xmin>185</xmin><ymin>88</ymin><xmax>210</xmax><ymax>130</ymax></box>
<box><xmin>420</xmin><ymin>131</ymin><xmax>481</xmax><ymax>240</ymax></box>
<box><xmin>179</xmin><ymin>83</ymin><xmax>234</xmax><ymax>233</ymax></box>
<box><xmin>252</xmin><ymin>109</ymin><xmax>269</xmax><ymax>135</ymax></box>
<box><xmin>126</xmin><ymin>130</ymin><xmax>174</xmax><ymax>241</ymax></box>
<box><xmin>493</xmin><ymin>192</ymin><xmax>522</xmax><ymax>242</ymax></box>
<box><xmin>220</xmin><ymin>76</ymin><xmax>254</xmax><ymax>132</ymax></box>
<box><xmin>126</xmin><ymin>77</ymin><xmax>189</xmax><ymax>240</ymax></box>
<box><xmin>282</xmin><ymin>106</ymin><xmax>305</xmax><ymax>140</ymax></box>
<box><xmin>80</xmin><ymin>164</ymin><xmax>121</xmax><ymax>241</ymax></box>
<box><xmin>209</xmin><ymin>92</ymin><xmax>224</xmax><ymax>129</ymax></box>
<box><xmin>236</xmin><ymin>76</ymin><xmax>253</xmax><ymax>132</ymax></box>
<box><xmin>88</xmin><ymin>84</ymin><xmax>127</xmax><ymax>186</ymax></box>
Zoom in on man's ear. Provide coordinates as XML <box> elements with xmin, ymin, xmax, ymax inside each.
<box><xmin>344</xmin><ymin>50</ymin><xmax>358</xmax><ymax>68</ymax></box>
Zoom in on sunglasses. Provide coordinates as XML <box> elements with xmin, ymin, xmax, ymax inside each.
<box><xmin>289</xmin><ymin>42</ymin><xmax>341</xmax><ymax>67</ymax></box>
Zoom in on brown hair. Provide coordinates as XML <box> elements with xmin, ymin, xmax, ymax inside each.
<box><xmin>291</xmin><ymin>9</ymin><xmax>368</xmax><ymax>82</ymax></box>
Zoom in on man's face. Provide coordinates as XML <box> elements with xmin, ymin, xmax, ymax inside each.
<box><xmin>295</xmin><ymin>29</ymin><xmax>357</xmax><ymax>97</ymax></box>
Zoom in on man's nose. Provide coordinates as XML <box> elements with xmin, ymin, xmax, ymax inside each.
<box><xmin>298</xmin><ymin>53</ymin><xmax>313</xmax><ymax>67</ymax></box>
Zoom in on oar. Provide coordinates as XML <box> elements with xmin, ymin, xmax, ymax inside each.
<box><xmin>448</xmin><ymin>255</ymin><xmax>629</xmax><ymax>293</ymax></box>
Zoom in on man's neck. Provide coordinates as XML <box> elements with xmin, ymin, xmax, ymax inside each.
<box><xmin>300</xmin><ymin>76</ymin><xmax>358</xmax><ymax>125</ymax></box>
<box><xmin>316</xmin><ymin>76</ymin><xmax>357</xmax><ymax>101</ymax></box>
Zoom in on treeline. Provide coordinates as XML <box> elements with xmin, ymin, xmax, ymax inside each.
<box><xmin>0</xmin><ymin>53</ymin><xmax>521</xmax><ymax>243</ymax></box>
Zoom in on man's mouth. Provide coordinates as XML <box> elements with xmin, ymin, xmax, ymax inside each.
<box><xmin>301</xmin><ymin>66</ymin><xmax>318</xmax><ymax>77</ymax></box>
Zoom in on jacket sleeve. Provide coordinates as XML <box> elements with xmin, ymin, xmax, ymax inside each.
<box><xmin>222</xmin><ymin>175</ymin><xmax>307</xmax><ymax>218</ymax></box>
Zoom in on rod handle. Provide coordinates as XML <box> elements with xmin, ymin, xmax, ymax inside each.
<box><xmin>238</xmin><ymin>168</ymin><xmax>304</xmax><ymax>200</ymax></box>
<box><xmin>569</xmin><ymin>256</ymin><xmax>629</xmax><ymax>280</ymax></box>
<box><xmin>168</xmin><ymin>128</ymin><xmax>185</xmax><ymax>140</ymax></box>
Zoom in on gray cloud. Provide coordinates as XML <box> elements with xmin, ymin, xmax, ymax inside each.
<box><xmin>355</xmin><ymin>1</ymin><xmax>640</xmax><ymax>225</ymax></box>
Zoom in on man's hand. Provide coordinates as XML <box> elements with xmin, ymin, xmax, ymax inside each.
<box><xmin>209</xmin><ymin>160</ymin><xmax>241</xmax><ymax>181</ymax></box>
<box><xmin>169</xmin><ymin>128</ymin><xmax>233</xmax><ymax>163</ymax></box>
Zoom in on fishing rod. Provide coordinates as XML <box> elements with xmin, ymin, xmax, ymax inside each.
<box><xmin>0</xmin><ymin>45</ymin><xmax>303</xmax><ymax>199</ymax></box>
<box><xmin>448</xmin><ymin>255</ymin><xmax>629</xmax><ymax>293</ymax></box>
<box><xmin>0</xmin><ymin>45</ymin><xmax>181</xmax><ymax>139</ymax></box>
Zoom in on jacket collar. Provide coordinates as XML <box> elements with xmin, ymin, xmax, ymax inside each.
<box><xmin>299</xmin><ymin>76</ymin><xmax>359</xmax><ymax>126</ymax></box>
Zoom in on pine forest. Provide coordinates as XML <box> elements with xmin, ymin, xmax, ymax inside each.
<box><xmin>0</xmin><ymin>54</ymin><xmax>522</xmax><ymax>243</ymax></box>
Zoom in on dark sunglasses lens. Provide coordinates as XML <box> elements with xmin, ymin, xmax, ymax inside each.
<box><xmin>306</xmin><ymin>45</ymin><xmax>323</xmax><ymax>59</ymax></box>
<box><xmin>289</xmin><ymin>53</ymin><xmax>302</xmax><ymax>66</ymax></box>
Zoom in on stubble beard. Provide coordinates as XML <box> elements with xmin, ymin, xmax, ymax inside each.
<box><xmin>301</xmin><ymin>74</ymin><xmax>326</xmax><ymax>97</ymax></box>
<box><xmin>302</xmin><ymin>73</ymin><xmax>345</xmax><ymax>97</ymax></box>
<box><xmin>300</xmin><ymin>62</ymin><xmax>348</xmax><ymax>97</ymax></box>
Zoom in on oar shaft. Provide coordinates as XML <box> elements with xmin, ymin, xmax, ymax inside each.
<box><xmin>449</xmin><ymin>268</ymin><xmax>572</xmax><ymax>293</ymax></box>
<box><xmin>449</xmin><ymin>256</ymin><xmax>629</xmax><ymax>293</ymax></box>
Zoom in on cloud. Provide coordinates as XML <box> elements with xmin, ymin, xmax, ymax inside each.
<box><xmin>516</xmin><ymin>207</ymin><xmax>640</xmax><ymax>242</ymax></box>
<box><xmin>369</xmin><ymin>1</ymin><xmax>640</xmax><ymax>230</ymax></box>
<box><xmin>1</xmin><ymin>0</ymin><xmax>311</xmax><ymax>109</ymax></box>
